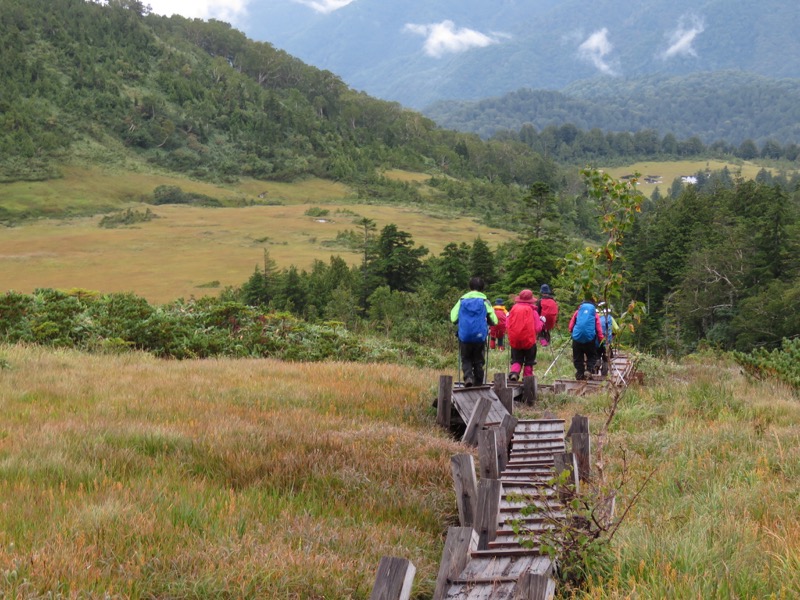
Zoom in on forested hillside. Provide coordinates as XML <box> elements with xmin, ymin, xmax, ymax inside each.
<box><xmin>0</xmin><ymin>0</ymin><xmax>559</xmax><ymax>226</ymax></box>
<box><xmin>424</xmin><ymin>72</ymin><xmax>800</xmax><ymax>147</ymax></box>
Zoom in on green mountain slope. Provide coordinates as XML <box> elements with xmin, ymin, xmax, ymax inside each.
<box><xmin>423</xmin><ymin>72</ymin><xmax>800</xmax><ymax>145</ymax></box>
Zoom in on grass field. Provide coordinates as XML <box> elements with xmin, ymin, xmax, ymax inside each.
<box><xmin>1</xmin><ymin>344</ymin><xmax>798</xmax><ymax>598</ymax></box>
<box><xmin>603</xmin><ymin>159</ymin><xmax>787</xmax><ymax>196</ymax></box>
<box><xmin>0</xmin><ymin>167</ymin><xmax>514</xmax><ymax>303</ymax></box>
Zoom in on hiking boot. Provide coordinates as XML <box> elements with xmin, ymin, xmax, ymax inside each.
<box><xmin>464</xmin><ymin>378</ymin><xmax>474</xmax><ymax>388</ymax></box>
<box><xmin>508</xmin><ymin>372</ymin><xmax>519</xmax><ymax>382</ymax></box>
<box><xmin>575</xmin><ymin>372</ymin><xmax>585</xmax><ymax>381</ymax></box>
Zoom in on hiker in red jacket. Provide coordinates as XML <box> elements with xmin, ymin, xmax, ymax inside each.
<box><xmin>506</xmin><ymin>289</ymin><xmax>544</xmax><ymax>381</ymax></box>
<box><xmin>536</xmin><ymin>284</ymin><xmax>559</xmax><ymax>346</ymax></box>
<box><xmin>489</xmin><ymin>297</ymin><xmax>509</xmax><ymax>351</ymax></box>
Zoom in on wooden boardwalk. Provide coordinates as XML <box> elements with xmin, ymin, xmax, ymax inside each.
<box><xmin>433</xmin><ymin>418</ymin><xmax>569</xmax><ymax>600</ymax></box>
<box><xmin>370</xmin><ymin>355</ymin><xmax>639</xmax><ymax>598</ymax></box>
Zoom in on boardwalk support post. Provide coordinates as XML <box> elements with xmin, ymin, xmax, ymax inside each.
<box><xmin>462</xmin><ymin>396</ymin><xmax>492</xmax><ymax>446</ymax></box>
<box><xmin>478</xmin><ymin>429</ymin><xmax>499</xmax><ymax>480</ymax></box>
<box><xmin>522</xmin><ymin>375</ymin><xmax>537</xmax><ymax>405</ymax></box>
<box><xmin>432</xmin><ymin>527</ymin><xmax>479</xmax><ymax>600</ymax></box>
<box><xmin>450</xmin><ymin>454</ymin><xmax>478</xmax><ymax>527</ymax></box>
<box><xmin>498</xmin><ymin>387</ymin><xmax>514</xmax><ymax>415</ymax></box>
<box><xmin>475</xmin><ymin>478</ymin><xmax>503</xmax><ymax>550</ymax></box>
<box><xmin>437</xmin><ymin>375</ymin><xmax>453</xmax><ymax>429</ymax></box>
<box><xmin>513</xmin><ymin>572</ymin><xmax>556</xmax><ymax>599</ymax></box>
<box><xmin>369</xmin><ymin>556</ymin><xmax>416</xmax><ymax>600</ymax></box>
<box><xmin>553</xmin><ymin>452</ymin><xmax>579</xmax><ymax>498</ymax></box>
<box><xmin>567</xmin><ymin>415</ymin><xmax>590</xmax><ymax>482</ymax></box>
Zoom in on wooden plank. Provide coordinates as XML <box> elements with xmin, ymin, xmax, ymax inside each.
<box><xmin>496</xmin><ymin>426</ymin><xmax>509</xmax><ymax>473</ymax></box>
<box><xmin>498</xmin><ymin>387</ymin><xmax>515</xmax><ymax>415</ymax></box>
<box><xmin>475</xmin><ymin>479</ymin><xmax>503</xmax><ymax>550</ymax></box>
<box><xmin>432</xmin><ymin>527</ymin><xmax>478</xmax><ymax>600</ymax></box>
<box><xmin>521</xmin><ymin>376</ymin><xmax>537</xmax><ymax>405</ymax></box>
<box><xmin>566</xmin><ymin>414</ymin><xmax>589</xmax><ymax>437</ymax></box>
<box><xmin>370</xmin><ymin>556</ymin><xmax>415</xmax><ymax>600</ymax></box>
<box><xmin>437</xmin><ymin>375</ymin><xmax>453</xmax><ymax>429</ymax></box>
<box><xmin>493</xmin><ymin>372</ymin><xmax>507</xmax><ymax>392</ymax></box>
<box><xmin>571</xmin><ymin>432</ymin><xmax>591</xmax><ymax>483</ymax></box>
<box><xmin>450</xmin><ymin>454</ymin><xmax>478</xmax><ymax>527</ymax></box>
<box><xmin>513</xmin><ymin>572</ymin><xmax>556</xmax><ymax>600</ymax></box>
<box><xmin>553</xmin><ymin>452</ymin><xmax>579</xmax><ymax>496</ymax></box>
<box><xmin>462</xmin><ymin>397</ymin><xmax>492</xmax><ymax>446</ymax></box>
<box><xmin>478</xmin><ymin>429</ymin><xmax>499</xmax><ymax>480</ymax></box>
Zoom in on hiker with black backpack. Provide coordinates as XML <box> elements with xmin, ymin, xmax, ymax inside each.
<box><xmin>450</xmin><ymin>277</ymin><xmax>498</xmax><ymax>387</ymax></box>
<box><xmin>568</xmin><ymin>298</ymin><xmax>605</xmax><ymax>380</ymax></box>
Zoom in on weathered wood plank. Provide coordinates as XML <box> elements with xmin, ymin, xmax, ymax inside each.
<box><xmin>462</xmin><ymin>397</ymin><xmax>492</xmax><ymax>446</ymax></box>
<box><xmin>478</xmin><ymin>429</ymin><xmax>499</xmax><ymax>480</ymax></box>
<box><xmin>437</xmin><ymin>375</ymin><xmax>453</xmax><ymax>429</ymax></box>
<box><xmin>475</xmin><ymin>479</ymin><xmax>503</xmax><ymax>550</ymax></box>
<box><xmin>432</xmin><ymin>527</ymin><xmax>478</xmax><ymax>600</ymax></box>
<box><xmin>450</xmin><ymin>454</ymin><xmax>478</xmax><ymax>527</ymax></box>
<box><xmin>513</xmin><ymin>572</ymin><xmax>556</xmax><ymax>600</ymax></box>
<box><xmin>369</xmin><ymin>556</ymin><xmax>415</xmax><ymax>600</ymax></box>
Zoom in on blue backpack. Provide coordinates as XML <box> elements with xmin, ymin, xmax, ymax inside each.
<box><xmin>458</xmin><ymin>297</ymin><xmax>489</xmax><ymax>343</ymax></box>
<box><xmin>600</xmin><ymin>314</ymin><xmax>613</xmax><ymax>342</ymax></box>
<box><xmin>571</xmin><ymin>302</ymin><xmax>597</xmax><ymax>343</ymax></box>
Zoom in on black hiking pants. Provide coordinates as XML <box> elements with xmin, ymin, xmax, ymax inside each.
<box><xmin>460</xmin><ymin>341</ymin><xmax>486</xmax><ymax>385</ymax></box>
<box><xmin>572</xmin><ymin>340</ymin><xmax>597</xmax><ymax>380</ymax></box>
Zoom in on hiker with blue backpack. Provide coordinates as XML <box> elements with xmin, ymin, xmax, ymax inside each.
<box><xmin>596</xmin><ymin>305</ymin><xmax>619</xmax><ymax>375</ymax></box>
<box><xmin>568</xmin><ymin>299</ymin><xmax>605</xmax><ymax>380</ymax></box>
<box><xmin>450</xmin><ymin>277</ymin><xmax>498</xmax><ymax>387</ymax></box>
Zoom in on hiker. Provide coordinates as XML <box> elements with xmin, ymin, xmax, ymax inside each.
<box><xmin>536</xmin><ymin>284</ymin><xmax>559</xmax><ymax>346</ymax></box>
<box><xmin>489</xmin><ymin>297</ymin><xmax>509</xmax><ymax>351</ymax></box>
<box><xmin>506</xmin><ymin>289</ymin><xmax>544</xmax><ymax>382</ymax></box>
<box><xmin>450</xmin><ymin>276</ymin><xmax>498</xmax><ymax>387</ymax></box>
<box><xmin>596</xmin><ymin>305</ymin><xmax>619</xmax><ymax>373</ymax></box>
<box><xmin>568</xmin><ymin>298</ymin><xmax>604</xmax><ymax>380</ymax></box>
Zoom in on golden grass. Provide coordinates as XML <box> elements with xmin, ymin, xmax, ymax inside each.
<box><xmin>528</xmin><ymin>353</ymin><xmax>800</xmax><ymax>599</ymax></box>
<box><xmin>602</xmin><ymin>159</ymin><xmax>795</xmax><ymax>197</ymax></box>
<box><xmin>0</xmin><ymin>344</ymin><xmax>462</xmax><ymax>599</ymax></box>
<box><xmin>0</xmin><ymin>203</ymin><xmax>514</xmax><ymax>303</ymax></box>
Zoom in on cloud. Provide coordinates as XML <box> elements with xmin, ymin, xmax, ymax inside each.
<box><xmin>404</xmin><ymin>20</ymin><xmax>500</xmax><ymax>58</ymax></box>
<box><xmin>292</xmin><ymin>0</ymin><xmax>356</xmax><ymax>13</ymax></box>
<box><xmin>662</xmin><ymin>14</ymin><xmax>705</xmax><ymax>59</ymax></box>
<box><xmin>577</xmin><ymin>28</ymin><xmax>618</xmax><ymax>75</ymax></box>
<box><xmin>145</xmin><ymin>0</ymin><xmax>250</xmax><ymax>23</ymax></box>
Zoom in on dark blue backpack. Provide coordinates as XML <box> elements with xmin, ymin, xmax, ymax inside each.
<box><xmin>571</xmin><ymin>302</ymin><xmax>597</xmax><ymax>343</ymax></box>
<box><xmin>458</xmin><ymin>297</ymin><xmax>489</xmax><ymax>343</ymax></box>
<box><xmin>600</xmin><ymin>314</ymin><xmax>613</xmax><ymax>341</ymax></box>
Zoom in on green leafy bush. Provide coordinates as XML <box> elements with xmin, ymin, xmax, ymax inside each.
<box><xmin>733</xmin><ymin>337</ymin><xmax>800</xmax><ymax>390</ymax></box>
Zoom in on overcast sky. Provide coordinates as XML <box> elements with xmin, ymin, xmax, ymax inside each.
<box><xmin>144</xmin><ymin>0</ymin><xmax>357</xmax><ymax>21</ymax></box>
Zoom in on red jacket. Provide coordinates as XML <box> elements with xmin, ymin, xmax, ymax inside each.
<box><xmin>507</xmin><ymin>302</ymin><xmax>543</xmax><ymax>349</ymax></box>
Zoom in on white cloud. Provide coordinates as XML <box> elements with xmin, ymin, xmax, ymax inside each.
<box><xmin>145</xmin><ymin>0</ymin><xmax>250</xmax><ymax>23</ymax></box>
<box><xmin>404</xmin><ymin>20</ymin><xmax>500</xmax><ymax>58</ymax></box>
<box><xmin>292</xmin><ymin>0</ymin><xmax>356</xmax><ymax>13</ymax></box>
<box><xmin>577</xmin><ymin>28</ymin><xmax>618</xmax><ymax>75</ymax></box>
<box><xmin>662</xmin><ymin>14</ymin><xmax>705</xmax><ymax>59</ymax></box>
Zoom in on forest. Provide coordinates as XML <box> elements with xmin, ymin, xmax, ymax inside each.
<box><xmin>0</xmin><ymin>0</ymin><xmax>799</xmax><ymax>385</ymax></box>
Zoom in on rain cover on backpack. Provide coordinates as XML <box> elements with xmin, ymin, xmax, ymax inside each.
<box><xmin>457</xmin><ymin>297</ymin><xmax>489</xmax><ymax>343</ymax></box>
<box><xmin>571</xmin><ymin>302</ymin><xmax>597</xmax><ymax>343</ymax></box>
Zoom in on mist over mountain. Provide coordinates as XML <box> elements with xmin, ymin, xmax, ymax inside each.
<box><xmin>241</xmin><ymin>0</ymin><xmax>800</xmax><ymax>109</ymax></box>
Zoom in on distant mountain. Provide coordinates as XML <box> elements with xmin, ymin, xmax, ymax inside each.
<box><xmin>423</xmin><ymin>72</ymin><xmax>800</xmax><ymax>145</ymax></box>
<box><xmin>242</xmin><ymin>0</ymin><xmax>800</xmax><ymax>109</ymax></box>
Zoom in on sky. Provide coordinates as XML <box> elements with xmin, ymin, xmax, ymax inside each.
<box><xmin>143</xmin><ymin>1</ymin><xmax>706</xmax><ymax>76</ymax></box>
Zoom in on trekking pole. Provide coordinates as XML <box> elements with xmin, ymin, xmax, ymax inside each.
<box><xmin>542</xmin><ymin>338</ymin><xmax>569</xmax><ymax>379</ymax></box>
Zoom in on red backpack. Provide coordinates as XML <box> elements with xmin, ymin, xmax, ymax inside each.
<box><xmin>490</xmin><ymin>307</ymin><xmax>507</xmax><ymax>337</ymax></box>
<box><xmin>506</xmin><ymin>303</ymin><xmax>540</xmax><ymax>349</ymax></box>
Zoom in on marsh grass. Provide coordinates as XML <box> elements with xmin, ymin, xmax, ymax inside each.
<box><xmin>1</xmin><ymin>165</ymin><xmax>514</xmax><ymax>303</ymax></box>
<box><xmin>0</xmin><ymin>344</ymin><xmax>461</xmax><ymax>599</ymax></box>
<box><xmin>3</xmin><ymin>341</ymin><xmax>798</xmax><ymax>598</ymax></box>
<box><xmin>530</xmin><ymin>352</ymin><xmax>800</xmax><ymax>599</ymax></box>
